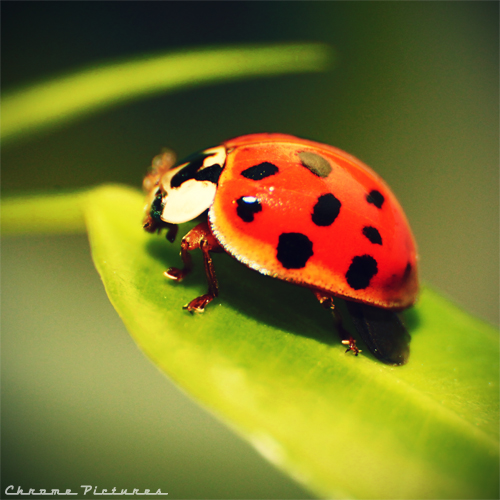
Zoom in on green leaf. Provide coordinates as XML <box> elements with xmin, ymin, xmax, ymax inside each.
<box><xmin>76</xmin><ymin>185</ymin><xmax>497</xmax><ymax>499</ymax></box>
<box><xmin>1</xmin><ymin>43</ymin><xmax>333</xmax><ymax>145</ymax></box>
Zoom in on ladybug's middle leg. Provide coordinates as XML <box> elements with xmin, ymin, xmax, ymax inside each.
<box><xmin>312</xmin><ymin>290</ymin><xmax>361</xmax><ymax>356</ymax></box>
<box><xmin>164</xmin><ymin>221</ymin><xmax>223</xmax><ymax>313</ymax></box>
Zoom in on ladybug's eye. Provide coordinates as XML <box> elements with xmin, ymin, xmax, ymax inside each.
<box><xmin>150</xmin><ymin>190</ymin><xmax>164</xmax><ymax>223</ymax></box>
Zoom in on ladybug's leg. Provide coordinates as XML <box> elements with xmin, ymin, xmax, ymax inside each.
<box><xmin>312</xmin><ymin>291</ymin><xmax>361</xmax><ymax>356</ymax></box>
<box><xmin>163</xmin><ymin>223</ymin><xmax>179</xmax><ymax>243</ymax></box>
<box><xmin>164</xmin><ymin>238</ymin><xmax>194</xmax><ymax>282</ymax></box>
<box><xmin>164</xmin><ymin>221</ymin><xmax>223</xmax><ymax>313</ymax></box>
<box><xmin>143</xmin><ymin>215</ymin><xmax>179</xmax><ymax>243</ymax></box>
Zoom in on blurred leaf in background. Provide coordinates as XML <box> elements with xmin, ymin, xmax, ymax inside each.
<box><xmin>2</xmin><ymin>43</ymin><xmax>332</xmax><ymax>145</ymax></box>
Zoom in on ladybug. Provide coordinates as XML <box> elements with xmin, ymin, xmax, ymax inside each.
<box><xmin>143</xmin><ymin>133</ymin><xmax>419</xmax><ymax>365</ymax></box>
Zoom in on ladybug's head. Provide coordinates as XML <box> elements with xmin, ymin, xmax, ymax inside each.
<box><xmin>142</xmin><ymin>146</ymin><xmax>226</xmax><ymax>238</ymax></box>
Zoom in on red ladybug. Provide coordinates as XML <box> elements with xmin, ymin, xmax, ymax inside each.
<box><xmin>143</xmin><ymin>133</ymin><xmax>419</xmax><ymax>365</ymax></box>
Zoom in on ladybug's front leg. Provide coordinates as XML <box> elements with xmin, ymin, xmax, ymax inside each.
<box><xmin>312</xmin><ymin>291</ymin><xmax>361</xmax><ymax>356</ymax></box>
<box><xmin>164</xmin><ymin>221</ymin><xmax>223</xmax><ymax>313</ymax></box>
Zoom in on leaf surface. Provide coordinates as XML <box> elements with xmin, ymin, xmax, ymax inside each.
<box><xmin>80</xmin><ymin>185</ymin><xmax>499</xmax><ymax>500</ymax></box>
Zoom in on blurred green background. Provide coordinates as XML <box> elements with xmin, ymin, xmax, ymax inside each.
<box><xmin>2</xmin><ymin>2</ymin><xmax>498</xmax><ymax>499</ymax></box>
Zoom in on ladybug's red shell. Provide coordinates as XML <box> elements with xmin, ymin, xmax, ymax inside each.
<box><xmin>208</xmin><ymin>133</ymin><xmax>418</xmax><ymax>310</ymax></box>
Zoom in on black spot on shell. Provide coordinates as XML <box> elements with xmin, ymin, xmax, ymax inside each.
<box><xmin>236</xmin><ymin>196</ymin><xmax>262</xmax><ymax>223</ymax></box>
<box><xmin>312</xmin><ymin>193</ymin><xmax>341</xmax><ymax>226</ymax></box>
<box><xmin>298</xmin><ymin>151</ymin><xmax>332</xmax><ymax>178</ymax></box>
<box><xmin>366</xmin><ymin>190</ymin><xmax>385</xmax><ymax>209</ymax></box>
<box><xmin>362</xmin><ymin>226</ymin><xmax>383</xmax><ymax>245</ymax></box>
<box><xmin>241</xmin><ymin>162</ymin><xmax>279</xmax><ymax>180</ymax></box>
<box><xmin>277</xmin><ymin>233</ymin><xmax>313</xmax><ymax>269</ymax></box>
<box><xmin>346</xmin><ymin>255</ymin><xmax>378</xmax><ymax>290</ymax></box>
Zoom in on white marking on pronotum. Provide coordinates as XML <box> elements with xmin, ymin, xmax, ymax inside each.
<box><xmin>159</xmin><ymin>146</ymin><xmax>227</xmax><ymax>224</ymax></box>
<box><xmin>200</xmin><ymin>146</ymin><xmax>226</xmax><ymax>170</ymax></box>
<box><xmin>162</xmin><ymin>179</ymin><xmax>217</xmax><ymax>223</ymax></box>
